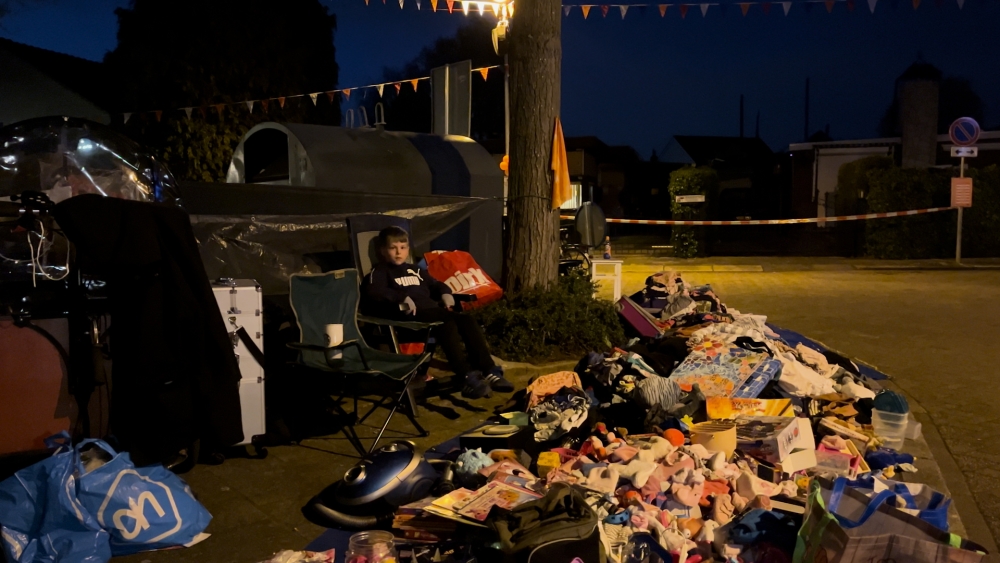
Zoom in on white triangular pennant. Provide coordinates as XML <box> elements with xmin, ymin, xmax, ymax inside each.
<box><xmin>398</xmin><ymin>0</ymin><xmax>404</xmax><ymax>7</ymax></box>
<box><xmin>462</xmin><ymin>1</ymin><xmax>470</xmax><ymax>14</ymax></box>
<box><xmin>309</xmin><ymin>93</ymin><xmax>318</xmax><ymax>105</ymax></box>
<box><xmin>700</xmin><ymin>3</ymin><xmax>709</xmax><ymax>15</ymax></box>
<box><xmin>956</xmin><ymin>0</ymin><xmax>964</xmax><ymax>7</ymax></box>
<box><xmin>123</xmin><ymin>112</ymin><xmax>131</xmax><ymax>124</ymax></box>
<box><xmin>619</xmin><ymin>4</ymin><xmax>629</xmax><ymax>16</ymax></box>
<box><xmin>867</xmin><ymin>0</ymin><xmax>877</xmax><ymax>10</ymax></box>
<box><xmin>782</xmin><ymin>1</ymin><xmax>791</xmax><ymax>13</ymax></box>
<box><xmin>477</xmin><ymin>1</ymin><xmax>484</xmax><ymax>14</ymax></box>
<box><xmin>416</xmin><ymin>0</ymin><xmax>421</xmax><ymax>7</ymax></box>
<box><xmin>183</xmin><ymin>107</ymin><xmax>193</xmax><ymax>119</ymax></box>
<box><xmin>377</xmin><ymin>84</ymin><xmax>384</xmax><ymax>97</ymax></box>
<box><xmin>246</xmin><ymin>100</ymin><xmax>254</xmax><ymax>113</ymax></box>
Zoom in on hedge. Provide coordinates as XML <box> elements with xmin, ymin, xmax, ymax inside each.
<box><xmin>667</xmin><ymin>166</ymin><xmax>718</xmax><ymax>258</ymax></box>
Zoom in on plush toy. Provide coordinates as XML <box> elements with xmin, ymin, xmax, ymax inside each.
<box><xmin>612</xmin><ymin>459</ymin><xmax>657</xmax><ymax>488</ymax></box>
<box><xmin>663</xmin><ymin>428</ymin><xmax>686</xmax><ymax>447</ymax></box>
<box><xmin>696</xmin><ymin>519</ymin><xmax>721</xmax><ymax>543</ymax></box>
<box><xmin>454</xmin><ymin>448</ymin><xmax>493</xmax><ymax>488</ymax></box>
<box><xmin>636</xmin><ymin>436</ymin><xmax>676</xmax><ymax>463</ymax></box>
<box><xmin>712</xmin><ymin>493</ymin><xmax>735</xmax><ymax>525</ymax></box>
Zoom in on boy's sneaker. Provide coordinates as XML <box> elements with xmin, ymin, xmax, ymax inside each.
<box><xmin>461</xmin><ymin>371</ymin><xmax>492</xmax><ymax>399</ymax></box>
<box><xmin>484</xmin><ymin>367</ymin><xmax>514</xmax><ymax>393</ymax></box>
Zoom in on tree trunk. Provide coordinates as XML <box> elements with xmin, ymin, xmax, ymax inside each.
<box><xmin>503</xmin><ymin>0</ymin><xmax>561</xmax><ymax>293</ymax></box>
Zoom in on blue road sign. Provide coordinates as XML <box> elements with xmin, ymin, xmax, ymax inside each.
<box><xmin>949</xmin><ymin>117</ymin><xmax>981</xmax><ymax>147</ymax></box>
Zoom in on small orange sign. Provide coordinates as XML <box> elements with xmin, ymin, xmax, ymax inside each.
<box><xmin>951</xmin><ymin>177</ymin><xmax>973</xmax><ymax>208</ymax></box>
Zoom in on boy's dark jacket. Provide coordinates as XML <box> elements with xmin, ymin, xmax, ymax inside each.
<box><xmin>362</xmin><ymin>261</ymin><xmax>452</xmax><ymax>315</ymax></box>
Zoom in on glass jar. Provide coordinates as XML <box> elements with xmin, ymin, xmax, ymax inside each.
<box><xmin>346</xmin><ymin>530</ymin><xmax>397</xmax><ymax>563</ymax></box>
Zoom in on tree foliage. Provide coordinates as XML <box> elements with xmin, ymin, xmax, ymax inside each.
<box><xmin>105</xmin><ymin>0</ymin><xmax>341</xmax><ymax>181</ymax></box>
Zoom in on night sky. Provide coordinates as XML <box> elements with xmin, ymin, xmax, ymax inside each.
<box><xmin>2</xmin><ymin>0</ymin><xmax>998</xmax><ymax>158</ymax></box>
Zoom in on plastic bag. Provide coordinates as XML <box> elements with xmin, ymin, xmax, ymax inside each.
<box><xmin>424</xmin><ymin>250</ymin><xmax>502</xmax><ymax>309</ymax></box>
<box><xmin>0</xmin><ymin>439</ymin><xmax>211</xmax><ymax>563</ymax></box>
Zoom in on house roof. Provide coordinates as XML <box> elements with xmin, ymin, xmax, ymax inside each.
<box><xmin>673</xmin><ymin>135</ymin><xmax>775</xmax><ymax>167</ymax></box>
<box><xmin>0</xmin><ymin>37</ymin><xmax>114</xmax><ymax>111</ymax></box>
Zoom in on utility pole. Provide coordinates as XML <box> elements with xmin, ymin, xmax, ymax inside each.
<box><xmin>503</xmin><ymin>0</ymin><xmax>562</xmax><ymax>292</ymax></box>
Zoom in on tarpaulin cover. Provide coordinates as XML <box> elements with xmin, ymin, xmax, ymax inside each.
<box><xmin>177</xmin><ymin>182</ymin><xmax>497</xmax><ymax>294</ymax></box>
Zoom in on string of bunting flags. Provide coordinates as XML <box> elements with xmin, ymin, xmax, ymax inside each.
<box><xmin>363</xmin><ymin>0</ymin><xmax>972</xmax><ymax>17</ymax></box>
<box><xmin>121</xmin><ymin>65</ymin><xmax>502</xmax><ymax>124</ymax></box>
<box><xmin>558</xmin><ymin>0</ymin><xmax>968</xmax><ymax>18</ymax></box>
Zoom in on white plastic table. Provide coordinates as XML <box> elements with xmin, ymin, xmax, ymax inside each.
<box><xmin>590</xmin><ymin>259</ymin><xmax>623</xmax><ymax>301</ymax></box>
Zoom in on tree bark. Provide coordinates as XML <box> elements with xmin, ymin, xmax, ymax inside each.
<box><xmin>503</xmin><ymin>0</ymin><xmax>561</xmax><ymax>293</ymax></box>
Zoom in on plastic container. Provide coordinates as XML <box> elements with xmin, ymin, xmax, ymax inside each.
<box><xmin>872</xmin><ymin>409</ymin><xmax>908</xmax><ymax>450</ymax></box>
<box><xmin>346</xmin><ymin>531</ymin><xmax>397</xmax><ymax>563</ymax></box>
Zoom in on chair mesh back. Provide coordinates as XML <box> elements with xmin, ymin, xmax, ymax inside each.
<box><xmin>289</xmin><ymin>269</ymin><xmax>365</xmax><ymax>370</ymax></box>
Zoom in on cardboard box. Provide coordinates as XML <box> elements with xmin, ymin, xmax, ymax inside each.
<box><xmin>736</xmin><ymin>416</ymin><xmax>815</xmax><ymax>464</ymax></box>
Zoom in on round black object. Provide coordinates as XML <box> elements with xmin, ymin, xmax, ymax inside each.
<box><xmin>334</xmin><ymin>441</ymin><xmax>437</xmax><ymax>507</ymax></box>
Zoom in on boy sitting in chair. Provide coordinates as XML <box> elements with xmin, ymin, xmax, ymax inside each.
<box><xmin>361</xmin><ymin>226</ymin><xmax>513</xmax><ymax>399</ymax></box>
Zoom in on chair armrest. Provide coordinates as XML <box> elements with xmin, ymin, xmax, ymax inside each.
<box><xmin>287</xmin><ymin>340</ymin><xmax>358</xmax><ymax>352</ymax></box>
<box><xmin>357</xmin><ymin>315</ymin><xmax>442</xmax><ymax>331</ymax></box>
<box><xmin>287</xmin><ymin>340</ymin><xmax>369</xmax><ymax>370</ymax></box>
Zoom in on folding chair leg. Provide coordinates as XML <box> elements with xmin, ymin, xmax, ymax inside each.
<box><xmin>368</xmin><ymin>375</ymin><xmax>430</xmax><ymax>453</ymax></box>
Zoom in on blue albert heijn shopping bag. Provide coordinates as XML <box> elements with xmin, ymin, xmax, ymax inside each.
<box><xmin>0</xmin><ymin>438</ymin><xmax>211</xmax><ymax>563</ymax></box>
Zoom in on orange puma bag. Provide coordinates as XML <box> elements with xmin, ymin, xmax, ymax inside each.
<box><xmin>424</xmin><ymin>251</ymin><xmax>503</xmax><ymax>309</ymax></box>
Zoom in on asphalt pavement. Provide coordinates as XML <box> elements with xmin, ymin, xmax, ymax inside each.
<box><xmin>620</xmin><ymin>258</ymin><xmax>1000</xmax><ymax>556</ymax></box>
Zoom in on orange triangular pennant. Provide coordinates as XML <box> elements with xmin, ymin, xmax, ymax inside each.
<box><xmin>343</xmin><ymin>89</ymin><xmax>352</xmax><ymax>100</ymax></box>
<box><xmin>327</xmin><ymin>91</ymin><xmax>335</xmax><ymax>103</ymax></box>
<box><xmin>479</xmin><ymin>67</ymin><xmax>489</xmax><ymax>81</ymax></box>
<box><xmin>278</xmin><ymin>97</ymin><xmax>285</xmax><ymax>108</ymax></box>
<box><xmin>740</xmin><ymin>2</ymin><xmax>751</xmax><ymax>13</ymax></box>
<box><xmin>261</xmin><ymin>99</ymin><xmax>269</xmax><ymax>113</ymax></box>
<box><xmin>912</xmin><ymin>0</ymin><xmax>920</xmax><ymax>8</ymax></box>
<box><xmin>431</xmin><ymin>0</ymin><xmax>438</xmax><ymax>9</ymax></box>
<box><xmin>214</xmin><ymin>104</ymin><xmax>224</xmax><ymax>118</ymax></box>
<box><xmin>582</xmin><ymin>5</ymin><xmax>592</xmax><ymax>17</ymax></box>
<box><xmin>198</xmin><ymin>106</ymin><xmax>207</xmax><ymax>119</ymax></box>
<box><xmin>394</xmin><ymin>82</ymin><xmax>402</xmax><ymax>94</ymax></box>
<box><xmin>826</xmin><ymin>0</ymin><xmax>835</xmax><ymax>10</ymax></box>
<box><xmin>762</xmin><ymin>2</ymin><xmax>772</xmax><ymax>12</ymax></box>
<box><xmin>600</xmin><ymin>4</ymin><xmax>609</xmax><ymax>17</ymax></box>
<box><xmin>154</xmin><ymin>110</ymin><xmax>162</xmax><ymax>122</ymax></box>
<box><xmin>679</xmin><ymin>4</ymin><xmax>689</xmax><ymax>17</ymax></box>
<box><xmin>411</xmin><ymin>79</ymin><xmax>420</xmax><ymax>91</ymax></box>
<box><xmin>446</xmin><ymin>0</ymin><xmax>454</xmax><ymax>12</ymax></box>
<box><xmin>659</xmin><ymin>3</ymin><xmax>669</xmax><ymax>15</ymax></box>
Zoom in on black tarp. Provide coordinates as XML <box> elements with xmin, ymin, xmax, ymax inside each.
<box><xmin>177</xmin><ymin>182</ymin><xmax>498</xmax><ymax>294</ymax></box>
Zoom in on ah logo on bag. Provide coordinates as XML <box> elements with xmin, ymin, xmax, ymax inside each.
<box><xmin>96</xmin><ymin>470</ymin><xmax>183</xmax><ymax>545</ymax></box>
<box><xmin>444</xmin><ymin>268</ymin><xmax>491</xmax><ymax>293</ymax></box>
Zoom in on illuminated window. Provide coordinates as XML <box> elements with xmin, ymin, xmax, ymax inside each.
<box><xmin>560</xmin><ymin>182</ymin><xmax>583</xmax><ymax>210</ymax></box>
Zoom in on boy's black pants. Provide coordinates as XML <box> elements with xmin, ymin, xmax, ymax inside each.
<box><xmin>411</xmin><ymin>308</ymin><xmax>496</xmax><ymax>376</ymax></box>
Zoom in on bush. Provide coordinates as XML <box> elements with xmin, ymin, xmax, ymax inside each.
<box><xmin>668</xmin><ymin>166</ymin><xmax>718</xmax><ymax>258</ymax></box>
<box><xmin>835</xmin><ymin>155</ymin><xmax>894</xmax><ymax>216</ymax></box>
<box><xmin>471</xmin><ymin>271</ymin><xmax>625</xmax><ymax>364</ymax></box>
<box><xmin>963</xmin><ymin>165</ymin><xmax>1000</xmax><ymax>257</ymax></box>
<box><xmin>864</xmin><ymin>167</ymin><xmax>954</xmax><ymax>259</ymax></box>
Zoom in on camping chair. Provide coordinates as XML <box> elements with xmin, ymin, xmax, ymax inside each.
<box><xmin>288</xmin><ymin>269</ymin><xmax>434</xmax><ymax>455</ymax></box>
<box><xmin>346</xmin><ymin>214</ymin><xmax>477</xmax><ymax>353</ymax></box>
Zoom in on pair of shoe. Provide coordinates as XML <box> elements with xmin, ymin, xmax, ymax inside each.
<box><xmin>461</xmin><ymin>367</ymin><xmax>514</xmax><ymax>399</ymax></box>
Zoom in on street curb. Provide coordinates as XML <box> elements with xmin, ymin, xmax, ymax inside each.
<box><xmin>882</xmin><ymin>377</ymin><xmax>1000</xmax><ymax>560</ymax></box>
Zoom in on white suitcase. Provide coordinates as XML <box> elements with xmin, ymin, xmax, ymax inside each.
<box><xmin>211</xmin><ymin>278</ymin><xmax>266</xmax><ymax>448</ymax></box>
